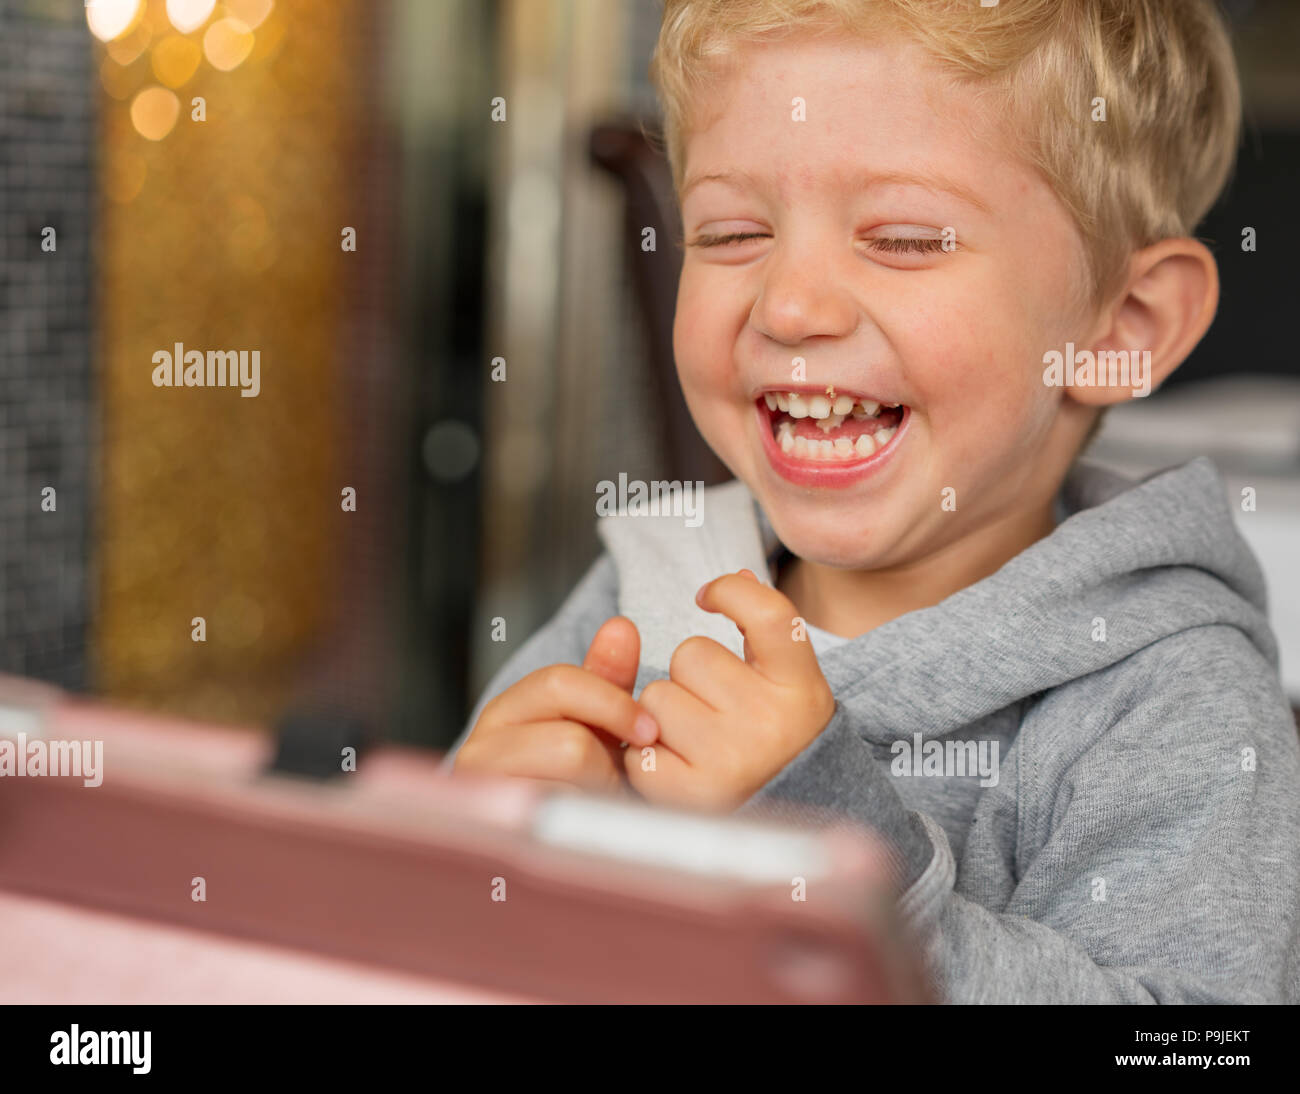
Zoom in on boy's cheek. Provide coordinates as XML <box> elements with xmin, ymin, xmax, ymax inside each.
<box><xmin>905</xmin><ymin>319</ymin><xmax>1045</xmax><ymax>420</ymax></box>
<box><xmin>673</xmin><ymin>301</ymin><xmax>733</xmax><ymax>389</ymax></box>
<box><xmin>673</xmin><ymin>312</ymin><xmax>749</xmax><ymax>439</ymax></box>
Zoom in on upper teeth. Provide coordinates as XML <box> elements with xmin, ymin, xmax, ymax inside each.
<box><xmin>763</xmin><ymin>392</ymin><xmax>892</xmax><ymax>420</ymax></box>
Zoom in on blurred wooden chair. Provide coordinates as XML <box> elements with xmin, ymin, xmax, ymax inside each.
<box><xmin>589</xmin><ymin>119</ymin><xmax>732</xmax><ymax>487</ymax></box>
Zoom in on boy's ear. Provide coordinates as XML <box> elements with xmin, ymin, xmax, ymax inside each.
<box><xmin>1068</xmin><ymin>237</ymin><xmax>1219</xmax><ymax>406</ymax></box>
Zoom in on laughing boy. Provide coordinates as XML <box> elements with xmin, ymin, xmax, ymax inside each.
<box><xmin>447</xmin><ymin>0</ymin><xmax>1300</xmax><ymax>1003</ymax></box>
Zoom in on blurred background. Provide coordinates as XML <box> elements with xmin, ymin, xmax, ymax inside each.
<box><xmin>1</xmin><ymin>0</ymin><xmax>1298</xmax><ymax>767</ymax></box>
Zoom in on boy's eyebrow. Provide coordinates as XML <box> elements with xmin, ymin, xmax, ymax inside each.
<box><xmin>680</xmin><ymin>167</ymin><xmax>993</xmax><ymax>215</ymax></box>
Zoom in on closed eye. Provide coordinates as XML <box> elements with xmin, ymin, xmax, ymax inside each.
<box><xmin>866</xmin><ymin>237</ymin><xmax>949</xmax><ymax>254</ymax></box>
<box><xmin>689</xmin><ymin>233</ymin><xmax>952</xmax><ymax>254</ymax></box>
<box><xmin>689</xmin><ymin>231</ymin><xmax>769</xmax><ymax>248</ymax></box>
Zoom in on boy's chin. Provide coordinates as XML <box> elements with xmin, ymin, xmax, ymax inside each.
<box><xmin>767</xmin><ymin>519</ymin><xmax>895</xmax><ymax>572</ymax></box>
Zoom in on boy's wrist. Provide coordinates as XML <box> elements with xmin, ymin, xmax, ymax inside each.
<box><xmin>738</xmin><ymin>706</ymin><xmax>935</xmax><ymax>892</ymax></box>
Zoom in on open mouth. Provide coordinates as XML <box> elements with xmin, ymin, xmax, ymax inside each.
<box><xmin>758</xmin><ymin>389</ymin><xmax>906</xmax><ymax>462</ymax></box>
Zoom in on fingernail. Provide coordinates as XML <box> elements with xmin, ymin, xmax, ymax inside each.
<box><xmin>695</xmin><ymin>582</ymin><xmax>708</xmax><ymax>605</ymax></box>
<box><xmin>633</xmin><ymin>711</ymin><xmax>658</xmax><ymax>746</ymax></box>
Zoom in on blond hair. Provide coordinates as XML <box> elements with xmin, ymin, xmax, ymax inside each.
<box><xmin>650</xmin><ymin>0</ymin><xmax>1241</xmax><ymax>304</ymax></box>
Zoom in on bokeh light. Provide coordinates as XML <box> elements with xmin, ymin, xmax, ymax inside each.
<box><xmin>225</xmin><ymin>0</ymin><xmax>275</xmax><ymax>31</ymax></box>
<box><xmin>100</xmin><ymin>55</ymin><xmax>146</xmax><ymax>102</ymax></box>
<box><xmin>86</xmin><ymin>0</ymin><xmax>143</xmax><ymax>43</ymax></box>
<box><xmin>93</xmin><ymin>0</ymin><xmax>363</xmax><ymax>725</ymax></box>
<box><xmin>422</xmin><ymin>422</ymin><xmax>481</xmax><ymax>483</ymax></box>
<box><xmin>104</xmin><ymin>18</ymin><xmax>153</xmax><ymax>66</ymax></box>
<box><xmin>129</xmin><ymin>86</ymin><xmax>181</xmax><ymax>141</ymax></box>
<box><xmin>203</xmin><ymin>18</ymin><xmax>256</xmax><ymax>72</ymax></box>
<box><xmin>151</xmin><ymin>34</ymin><xmax>203</xmax><ymax>88</ymax></box>
<box><xmin>165</xmin><ymin>0</ymin><xmax>217</xmax><ymax>35</ymax></box>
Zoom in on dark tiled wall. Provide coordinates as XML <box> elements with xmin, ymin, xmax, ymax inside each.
<box><xmin>0</xmin><ymin>1</ymin><xmax>93</xmax><ymax>688</ymax></box>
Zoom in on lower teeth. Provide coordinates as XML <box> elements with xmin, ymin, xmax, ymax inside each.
<box><xmin>777</xmin><ymin>424</ymin><xmax>897</xmax><ymax>460</ymax></box>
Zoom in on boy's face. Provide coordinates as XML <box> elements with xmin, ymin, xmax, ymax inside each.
<box><xmin>674</xmin><ymin>33</ymin><xmax>1095</xmax><ymax>571</ymax></box>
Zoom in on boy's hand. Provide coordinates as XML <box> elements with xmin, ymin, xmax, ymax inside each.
<box><xmin>451</xmin><ymin>616</ymin><xmax>658</xmax><ymax>796</ymax></box>
<box><xmin>625</xmin><ymin>569</ymin><xmax>836</xmax><ymax>812</ymax></box>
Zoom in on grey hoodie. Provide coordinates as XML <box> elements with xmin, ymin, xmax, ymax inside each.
<box><xmin>443</xmin><ymin>458</ymin><xmax>1300</xmax><ymax>1003</ymax></box>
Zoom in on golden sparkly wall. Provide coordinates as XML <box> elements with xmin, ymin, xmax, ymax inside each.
<box><xmin>92</xmin><ymin>0</ymin><xmax>367</xmax><ymax>725</ymax></box>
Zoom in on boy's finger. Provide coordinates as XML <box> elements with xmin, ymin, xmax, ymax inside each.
<box><xmin>473</xmin><ymin>720</ymin><xmax>623</xmax><ymax>788</ymax></box>
<box><xmin>624</xmin><ymin>733</ymin><xmax>696</xmax><ymax>805</ymax></box>
<box><xmin>487</xmin><ymin>663</ymin><xmax>658</xmax><ymax>747</ymax></box>
<box><xmin>582</xmin><ymin>616</ymin><xmax>641</xmax><ymax>693</ymax></box>
<box><xmin>694</xmin><ymin>571</ymin><xmax>818</xmax><ymax>685</ymax></box>
<box><xmin>667</xmin><ymin>634</ymin><xmax>749</xmax><ymax>712</ymax></box>
<box><xmin>635</xmin><ymin>677</ymin><xmax>714</xmax><ymax>759</ymax></box>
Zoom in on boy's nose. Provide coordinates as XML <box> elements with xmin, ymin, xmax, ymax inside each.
<box><xmin>749</xmin><ymin>251</ymin><xmax>860</xmax><ymax>348</ymax></box>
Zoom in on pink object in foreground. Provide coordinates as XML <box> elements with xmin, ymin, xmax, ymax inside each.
<box><xmin>0</xmin><ymin>675</ymin><xmax>928</xmax><ymax>1003</ymax></box>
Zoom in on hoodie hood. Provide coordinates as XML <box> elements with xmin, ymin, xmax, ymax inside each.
<box><xmin>596</xmin><ymin>458</ymin><xmax>1275</xmax><ymax>738</ymax></box>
